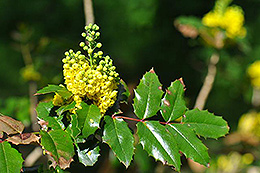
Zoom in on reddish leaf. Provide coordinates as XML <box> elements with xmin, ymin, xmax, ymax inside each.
<box><xmin>0</xmin><ymin>115</ymin><xmax>24</xmax><ymax>135</ymax></box>
<box><xmin>6</xmin><ymin>133</ymin><xmax>39</xmax><ymax>145</ymax></box>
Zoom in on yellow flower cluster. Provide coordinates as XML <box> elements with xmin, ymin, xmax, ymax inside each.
<box><xmin>247</xmin><ymin>61</ymin><xmax>260</xmax><ymax>88</ymax></box>
<box><xmin>21</xmin><ymin>65</ymin><xmax>41</xmax><ymax>81</ymax></box>
<box><xmin>216</xmin><ymin>152</ymin><xmax>253</xmax><ymax>173</ymax></box>
<box><xmin>202</xmin><ymin>0</ymin><xmax>246</xmax><ymax>38</ymax></box>
<box><xmin>238</xmin><ymin>111</ymin><xmax>260</xmax><ymax>138</ymax></box>
<box><xmin>60</xmin><ymin>24</ymin><xmax>119</xmax><ymax>114</ymax></box>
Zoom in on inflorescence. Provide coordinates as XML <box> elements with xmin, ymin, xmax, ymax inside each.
<box><xmin>54</xmin><ymin>24</ymin><xmax>119</xmax><ymax>114</ymax></box>
<box><xmin>202</xmin><ymin>0</ymin><xmax>246</xmax><ymax>39</ymax></box>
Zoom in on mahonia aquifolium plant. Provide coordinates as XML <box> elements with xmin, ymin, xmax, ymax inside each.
<box><xmin>0</xmin><ymin>23</ymin><xmax>229</xmax><ymax>172</ymax></box>
<box><xmin>247</xmin><ymin>61</ymin><xmax>260</xmax><ymax>89</ymax></box>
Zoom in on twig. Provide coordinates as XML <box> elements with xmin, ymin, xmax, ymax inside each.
<box><xmin>24</xmin><ymin>147</ymin><xmax>43</xmax><ymax>167</ymax></box>
<box><xmin>194</xmin><ymin>52</ymin><xmax>219</xmax><ymax>110</ymax></box>
<box><xmin>83</xmin><ymin>0</ymin><xmax>95</xmax><ymax>25</ymax></box>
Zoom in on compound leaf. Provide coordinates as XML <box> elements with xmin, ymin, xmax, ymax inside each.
<box><xmin>133</xmin><ymin>69</ymin><xmax>163</xmax><ymax>119</ymax></box>
<box><xmin>183</xmin><ymin>109</ymin><xmax>229</xmax><ymax>139</ymax></box>
<box><xmin>103</xmin><ymin>116</ymin><xmax>134</xmax><ymax>168</ymax></box>
<box><xmin>0</xmin><ymin>141</ymin><xmax>23</xmax><ymax>173</ymax></box>
<box><xmin>161</xmin><ymin>79</ymin><xmax>187</xmax><ymax>122</ymax></box>
<box><xmin>137</xmin><ymin>121</ymin><xmax>181</xmax><ymax>171</ymax></box>
<box><xmin>166</xmin><ymin>124</ymin><xmax>209</xmax><ymax>166</ymax></box>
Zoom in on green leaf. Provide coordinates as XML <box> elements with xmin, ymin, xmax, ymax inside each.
<box><xmin>36</xmin><ymin>101</ymin><xmax>54</xmax><ymax>119</ymax></box>
<box><xmin>103</xmin><ymin>116</ymin><xmax>134</xmax><ymax>168</ymax></box>
<box><xmin>40</xmin><ymin>129</ymin><xmax>74</xmax><ymax>169</ymax></box>
<box><xmin>137</xmin><ymin>121</ymin><xmax>181</xmax><ymax>171</ymax></box>
<box><xmin>183</xmin><ymin>109</ymin><xmax>229</xmax><ymax>139</ymax></box>
<box><xmin>36</xmin><ymin>85</ymin><xmax>72</xmax><ymax>99</ymax></box>
<box><xmin>36</xmin><ymin>102</ymin><xmax>62</xmax><ymax>130</ymax></box>
<box><xmin>0</xmin><ymin>141</ymin><xmax>23</xmax><ymax>173</ymax></box>
<box><xmin>161</xmin><ymin>79</ymin><xmax>187</xmax><ymax>121</ymax></box>
<box><xmin>66</xmin><ymin>114</ymin><xmax>80</xmax><ymax>138</ymax></box>
<box><xmin>77</xmin><ymin>146</ymin><xmax>100</xmax><ymax>166</ymax></box>
<box><xmin>56</xmin><ymin>102</ymin><xmax>76</xmax><ymax>116</ymax></box>
<box><xmin>133</xmin><ymin>69</ymin><xmax>163</xmax><ymax>119</ymax></box>
<box><xmin>77</xmin><ymin>102</ymin><xmax>102</xmax><ymax>138</ymax></box>
<box><xmin>166</xmin><ymin>124</ymin><xmax>209</xmax><ymax>166</ymax></box>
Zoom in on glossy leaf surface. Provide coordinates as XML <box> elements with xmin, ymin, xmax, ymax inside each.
<box><xmin>183</xmin><ymin>109</ymin><xmax>229</xmax><ymax>138</ymax></box>
<box><xmin>77</xmin><ymin>102</ymin><xmax>102</xmax><ymax>138</ymax></box>
<box><xmin>161</xmin><ymin>79</ymin><xmax>187</xmax><ymax>121</ymax></box>
<box><xmin>103</xmin><ymin>116</ymin><xmax>134</xmax><ymax>168</ymax></box>
<box><xmin>133</xmin><ymin>70</ymin><xmax>163</xmax><ymax>119</ymax></box>
<box><xmin>167</xmin><ymin>124</ymin><xmax>209</xmax><ymax>166</ymax></box>
<box><xmin>137</xmin><ymin>121</ymin><xmax>181</xmax><ymax>171</ymax></box>
<box><xmin>77</xmin><ymin>146</ymin><xmax>100</xmax><ymax>166</ymax></box>
<box><xmin>36</xmin><ymin>85</ymin><xmax>72</xmax><ymax>99</ymax></box>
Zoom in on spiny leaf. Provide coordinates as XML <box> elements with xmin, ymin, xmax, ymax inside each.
<box><xmin>0</xmin><ymin>115</ymin><xmax>24</xmax><ymax>135</ymax></box>
<box><xmin>77</xmin><ymin>146</ymin><xmax>100</xmax><ymax>166</ymax></box>
<box><xmin>183</xmin><ymin>109</ymin><xmax>229</xmax><ymax>139</ymax></box>
<box><xmin>103</xmin><ymin>116</ymin><xmax>134</xmax><ymax>168</ymax></box>
<box><xmin>56</xmin><ymin>102</ymin><xmax>76</xmax><ymax>116</ymax></box>
<box><xmin>137</xmin><ymin>121</ymin><xmax>181</xmax><ymax>171</ymax></box>
<box><xmin>66</xmin><ymin>114</ymin><xmax>80</xmax><ymax>138</ymax></box>
<box><xmin>77</xmin><ymin>102</ymin><xmax>102</xmax><ymax>138</ymax></box>
<box><xmin>166</xmin><ymin>124</ymin><xmax>209</xmax><ymax>166</ymax></box>
<box><xmin>40</xmin><ymin>129</ymin><xmax>74</xmax><ymax>169</ymax></box>
<box><xmin>0</xmin><ymin>141</ymin><xmax>23</xmax><ymax>173</ymax></box>
<box><xmin>36</xmin><ymin>85</ymin><xmax>72</xmax><ymax>99</ymax></box>
<box><xmin>133</xmin><ymin>69</ymin><xmax>163</xmax><ymax>119</ymax></box>
<box><xmin>161</xmin><ymin>79</ymin><xmax>187</xmax><ymax>122</ymax></box>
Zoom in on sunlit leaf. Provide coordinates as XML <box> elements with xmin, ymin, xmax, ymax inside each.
<box><xmin>103</xmin><ymin>116</ymin><xmax>134</xmax><ymax>168</ymax></box>
<box><xmin>166</xmin><ymin>124</ymin><xmax>209</xmax><ymax>166</ymax></box>
<box><xmin>36</xmin><ymin>101</ymin><xmax>54</xmax><ymax>119</ymax></box>
<box><xmin>0</xmin><ymin>141</ymin><xmax>23</xmax><ymax>173</ymax></box>
<box><xmin>77</xmin><ymin>146</ymin><xmax>100</xmax><ymax>166</ymax></box>
<box><xmin>137</xmin><ymin>121</ymin><xmax>181</xmax><ymax>171</ymax></box>
<box><xmin>36</xmin><ymin>85</ymin><xmax>72</xmax><ymax>99</ymax></box>
<box><xmin>56</xmin><ymin>102</ymin><xmax>76</xmax><ymax>116</ymax></box>
<box><xmin>66</xmin><ymin>114</ymin><xmax>80</xmax><ymax>138</ymax></box>
<box><xmin>183</xmin><ymin>109</ymin><xmax>229</xmax><ymax>139</ymax></box>
<box><xmin>77</xmin><ymin>102</ymin><xmax>102</xmax><ymax>138</ymax></box>
<box><xmin>133</xmin><ymin>69</ymin><xmax>163</xmax><ymax>119</ymax></box>
<box><xmin>161</xmin><ymin>79</ymin><xmax>187</xmax><ymax>121</ymax></box>
<box><xmin>7</xmin><ymin>133</ymin><xmax>39</xmax><ymax>145</ymax></box>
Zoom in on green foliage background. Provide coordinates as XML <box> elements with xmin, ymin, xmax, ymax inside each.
<box><xmin>1</xmin><ymin>0</ymin><xmax>260</xmax><ymax>171</ymax></box>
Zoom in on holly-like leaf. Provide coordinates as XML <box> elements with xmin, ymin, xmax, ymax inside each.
<box><xmin>183</xmin><ymin>109</ymin><xmax>229</xmax><ymax>139</ymax></box>
<box><xmin>77</xmin><ymin>146</ymin><xmax>100</xmax><ymax>166</ymax></box>
<box><xmin>7</xmin><ymin>133</ymin><xmax>39</xmax><ymax>145</ymax></box>
<box><xmin>133</xmin><ymin>69</ymin><xmax>163</xmax><ymax>119</ymax></box>
<box><xmin>40</xmin><ymin>129</ymin><xmax>74</xmax><ymax>169</ymax></box>
<box><xmin>36</xmin><ymin>85</ymin><xmax>72</xmax><ymax>99</ymax></box>
<box><xmin>166</xmin><ymin>124</ymin><xmax>209</xmax><ymax>166</ymax></box>
<box><xmin>0</xmin><ymin>115</ymin><xmax>24</xmax><ymax>135</ymax></box>
<box><xmin>77</xmin><ymin>102</ymin><xmax>102</xmax><ymax>138</ymax></box>
<box><xmin>103</xmin><ymin>116</ymin><xmax>134</xmax><ymax>168</ymax></box>
<box><xmin>161</xmin><ymin>79</ymin><xmax>187</xmax><ymax>122</ymax></box>
<box><xmin>36</xmin><ymin>101</ymin><xmax>54</xmax><ymax>119</ymax></box>
<box><xmin>56</xmin><ymin>102</ymin><xmax>76</xmax><ymax>116</ymax></box>
<box><xmin>66</xmin><ymin>114</ymin><xmax>80</xmax><ymax>138</ymax></box>
<box><xmin>0</xmin><ymin>141</ymin><xmax>23</xmax><ymax>173</ymax></box>
<box><xmin>137</xmin><ymin>121</ymin><xmax>181</xmax><ymax>171</ymax></box>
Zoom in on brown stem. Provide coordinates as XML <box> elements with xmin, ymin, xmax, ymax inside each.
<box><xmin>194</xmin><ymin>52</ymin><xmax>219</xmax><ymax>110</ymax></box>
<box><xmin>83</xmin><ymin>0</ymin><xmax>95</xmax><ymax>25</ymax></box>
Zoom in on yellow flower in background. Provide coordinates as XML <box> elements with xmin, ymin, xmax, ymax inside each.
<box><xmin>238</xmin><ymin>111</ymin><xmax>260</xmax><ymax>138</ymax></box>
<box><xmin>248</xmin><ymin>60</ymin><xmax>260</xmax><ymax>88</ymax></box>
<box><xmin>202</xmin><ymin>0</ymin><xmax>246</xmax><ymax>39</ymax></box>
<box><xmin>21</xmin><ymin>65</ymin><xmax>41</xmax><ymax>81</ymax></box>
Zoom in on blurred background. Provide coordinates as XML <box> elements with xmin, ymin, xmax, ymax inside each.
<box><xmin>1</xmin><ymin>0</ymin><xmax>260</xmax><ymax>172</ymax></box>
